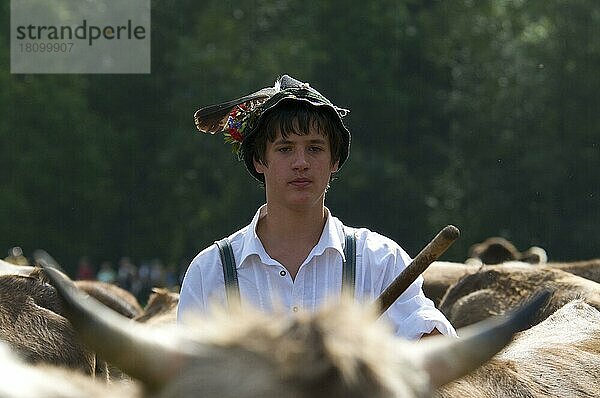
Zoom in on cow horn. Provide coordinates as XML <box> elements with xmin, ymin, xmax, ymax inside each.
<box><xmin>41</xmin><ymin>264</ymin><xmax>204</xmax><ymax>391</ymax></box>
<box><xmin>33</xmin><ymin>249</ymin><xmax>66</xmax><ymax>272</ymax></box>
<box><xmin>415</xmin><ymin>290</ymin><xmax>551</xmax><ymax>388</ymax></box>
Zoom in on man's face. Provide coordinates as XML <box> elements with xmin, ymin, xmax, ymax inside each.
<box><xmin>253</xmin><ymin>122</ymin><xmax>339</xmax><ymax>211</ymax></box>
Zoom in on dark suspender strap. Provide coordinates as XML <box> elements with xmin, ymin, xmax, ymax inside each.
<box><xmin>215</xmin><ymin>238</ymin><xmax>240</xmax><ymax>308</ymax></box>
<box><xmin>341</xmin><ymin>228</ymin><xmax>356</xmax><ymax>297</ymax></box>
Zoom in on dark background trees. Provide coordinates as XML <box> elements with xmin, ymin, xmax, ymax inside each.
<box><xmin>2</xmin><ymin>0</ymin><xmax>598</xmax><ymax>275</ymax></box>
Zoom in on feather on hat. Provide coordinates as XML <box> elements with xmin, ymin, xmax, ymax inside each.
<box><xmin>193</xmin><ymin>75</ymin><xmax>350</xmax><ymax>182</ymax></box>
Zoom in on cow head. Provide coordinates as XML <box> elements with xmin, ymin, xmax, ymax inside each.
<box><xmin>41</xmin><ymin>265</ymin><xmax>549</xmax><ymax>398</ymax></box>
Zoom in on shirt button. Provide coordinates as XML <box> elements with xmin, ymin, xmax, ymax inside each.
<box><xmin>279</xmin><ymin>270</ymin><xmax>286</xmax><ymax>277</ymax></box>
<box><xmin>292</xmin><ymin>306</ymin><xmax>299</xmax><ymax>312</ymax></box>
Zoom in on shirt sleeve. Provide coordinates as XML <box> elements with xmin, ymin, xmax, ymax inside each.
<box><xmin>362</xmin><ymin>231</ymin><xmax>457</xmax><ymax>340</ymax></box>
<box><xmin>177</xmin><ymin>245</ymin><xmax>225</xmax><ymax>325</ymax></box>
<box><xmin>382</xmin><ymin>275</ymin><xmax>458</xmax><ymax>340</ymax></box>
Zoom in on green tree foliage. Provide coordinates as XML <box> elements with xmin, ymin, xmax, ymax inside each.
<box><xmin>422</xmin><ymin>0</ymin><xmax>600</xmax><ymax>259</ymax></box>
<box><xmin>1</xmin><ymin>0</ymin><xmax>598</xmax><ymax>274</ymax></box>
<box><xmin>1</xmin><ymin>73</ymin><xmax>122</xmax><ymax>267</ymax></box>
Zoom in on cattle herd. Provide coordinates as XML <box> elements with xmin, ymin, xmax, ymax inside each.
<box><xmin>0</xmin><ymin>236</ymin><xmax>598</xmax><ymax>397</ymax></box>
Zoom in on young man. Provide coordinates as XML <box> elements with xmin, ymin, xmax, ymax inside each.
<box><xmin>178</xmin><ymin>75</ymin><xmax>456</xmax><ymax>340</ymax></box>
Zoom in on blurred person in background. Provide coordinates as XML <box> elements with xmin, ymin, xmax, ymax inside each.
<box><xmin>75</xmin><ymin>256</ymin><xmax>95</xmax><ymax>280</ymax></box>
<box><xmin>117</xmin><ymin>256</ymin><xmax>137</xmax><ymax>291</ymax></box>
<box><xmin>96</xmin><ymin>261</ymin><xmax>116</xmax><ymax>284</ymax></box>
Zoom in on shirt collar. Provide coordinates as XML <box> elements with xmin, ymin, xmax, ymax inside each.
<box><xmin>311</xmin><ymin>207</ymin><xmax>346</xmax><ymax>261</ymax></box>
<box><xmin>238</xmin><ymin>205</ymin><xmax>272</xmax><ymax>268</ymax></box>
<box><xmin>237</xmin><ymin>205</ymin><xmax>346</xmax><ymax>268</ymax></box>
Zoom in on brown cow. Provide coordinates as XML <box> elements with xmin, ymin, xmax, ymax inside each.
<box><xmin>425</xmin><ymin>257</ymin><xmax>598</xmax><ymax>310</ymax></box>
<box><xmin>42</xmin><ymin>265</ymin><xmax>549</xmax><ymax>398</ymax></box>
<box><xmin>468</xmin><ymin>237</ymin><xmax>547</xmax><ymax>265</ymax></box>
<box><xmin>75</xmin><ymin>280</ymin><xmax>143</xmax><ymax>319</ymax></box>
<box><xmin>3</xmin><ymin>246</ymin><xmax>29</xmax><ymax>266</ymax></box>
<box><xmin>518</xmin><ymin>246</ymin><xmax>548</xmax><ymax>264</ymax></box>
<box><xmin>438</xmin><ymin>299</ymin><xmax>600</xmax><ymax>397</ymax></box>
<box><xmin>0</xmin><ymin>269</ymin><xmax>99</xmax><ymax>377</ymax></box>
<box><xmin>0</xmin><ymin>264</ymin><xmax>144</xmax><ymax>380</ymax></box>
<box><xmin>439</xmin><ymin>263</ymin><xmax>600</xmax><ymax>328</ymax></box>
<box><xmin>422</xmin><ymin>261</ymin><xmax>482</xmax><ymax>307</ymax></box>
<box><xmin>134</xmin><ymin>288</ymin><xmax>179</xmax><ymax>325</ymax></box>
<box><xmin>0</xmin><ymin>260</ymin><xmax>143</xmax><ymax>319</ymax></box>
<box><xmin>468</xmin><ymin>237</ymin><xmax>521</xmax><ymax>264</ymax></box>
<box><xmin>545</xmin><ymin>259</ymin><xmax>600</xmax><ymax>284</ymax></box>
<box><xmin>1</xmin><ymin>291</ymin><xmax>594</xmax><ymax>398</ymax></box>
<box><xmin>0</xmin><ymin>341</ymin><xmax>139</xmax><ymax>398</ymax></box>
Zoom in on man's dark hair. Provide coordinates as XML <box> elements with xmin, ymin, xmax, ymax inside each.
<box><xmin>251</xmin><ymin>100</ymin><xmax>345</xmax><ymax>172</ymax></box>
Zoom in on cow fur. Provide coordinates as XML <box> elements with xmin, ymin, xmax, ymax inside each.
<box><xmin>0</xmin><ymin>342</ymin><xmax>139</xmax><ymax>398</ymax></box>
<box><xmin>546</xmin><ymin>259</ymin><xmax>600</xmax><ymax>284</ymax></box>
<box><xmin>0</xmin><ymin>269</ymin><xmax>98</xmax><ymax>376</ymax></box>
<box><xmin>75</xmin><ymin>280</ymin><xmax>143</xmax><ymax>319</ymax></box>
<box><xmin>468</xmin><ymin>237</ymin><xmax>521</xmax><ymax>265</ymax></box>
<box><xmin>437</xmin><ymin>300</ymin><xmax>600</xmax><ymax>397</ymax></box>
<box><xmin>134</xmin><ymin>288</ymin><xmax>178</xmax><ymax>325</ymax></box>
<box><xmin>2</xmin><ymin>294</ymin><xmax>595</xmax><ymax>398</ymax></box>
<box><xmin>422</xmin><ymin>261</ymin><xmax>482</xmax><ymax>307</ymax></box>
<box><xmin>163</xmin><ymin>302</ymin><xmax>431</xmax><ymax>398</ymax></box>
<box><xmin>439</xmin><ymin>263</ymin><xmax>600</xmax><ymax>328</ymax></box>
<box><xmin>468</xmin><ymin>237</ymin><xmax>547</xmax><ymax>265</ymax></box>
<box><xmin>424</xmin><ymin>258</ymin><xmax>600</xmax><ymax>309</ymax></box>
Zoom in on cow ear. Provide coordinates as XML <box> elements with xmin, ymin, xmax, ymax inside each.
<box><xmin>413</xmin><ymin>290</ymin><xmax>551</xmax><ymax>388</ymax></box>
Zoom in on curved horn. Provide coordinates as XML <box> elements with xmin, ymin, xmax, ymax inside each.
<box><xmin>415</xmin><ymin>289</ymin><xmax>551</xmax><ymax>388</ymax></box>
<box><xmin>33</xmin><ymin>249</ymin><xmax>65</xmax><ymax>272</ymax></box>
<box><xmin>41</xmin><ymin>264</ymin><xmax>204</xmax><ymax>391</ymax></box>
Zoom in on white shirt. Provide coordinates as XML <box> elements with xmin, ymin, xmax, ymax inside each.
<box><xmin>178</xmin><ymin>205</ymin><xmax>457</xmax><ymax>340</ymax></box>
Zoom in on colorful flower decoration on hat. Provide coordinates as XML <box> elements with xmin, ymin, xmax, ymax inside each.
<box><xmin>223</xmin><ymin>104</ymin><xmax>247</xmax><ymax>155</ymax></box>
<box><xmin>223</xmin><ymin>99</ymin><xmax>265</xmax><ymax>157</ymax></box>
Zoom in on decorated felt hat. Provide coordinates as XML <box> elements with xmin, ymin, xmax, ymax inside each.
<box><xmin>194</xmin><ymin>74</ymin><xmax>351</xmax><ymax>182</ymax></box>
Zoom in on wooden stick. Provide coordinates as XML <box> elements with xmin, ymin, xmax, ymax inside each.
<box><xmin>375</xmin><ymin>225</ymin><xmax>460</xmax><ymax>315</ymax></box>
